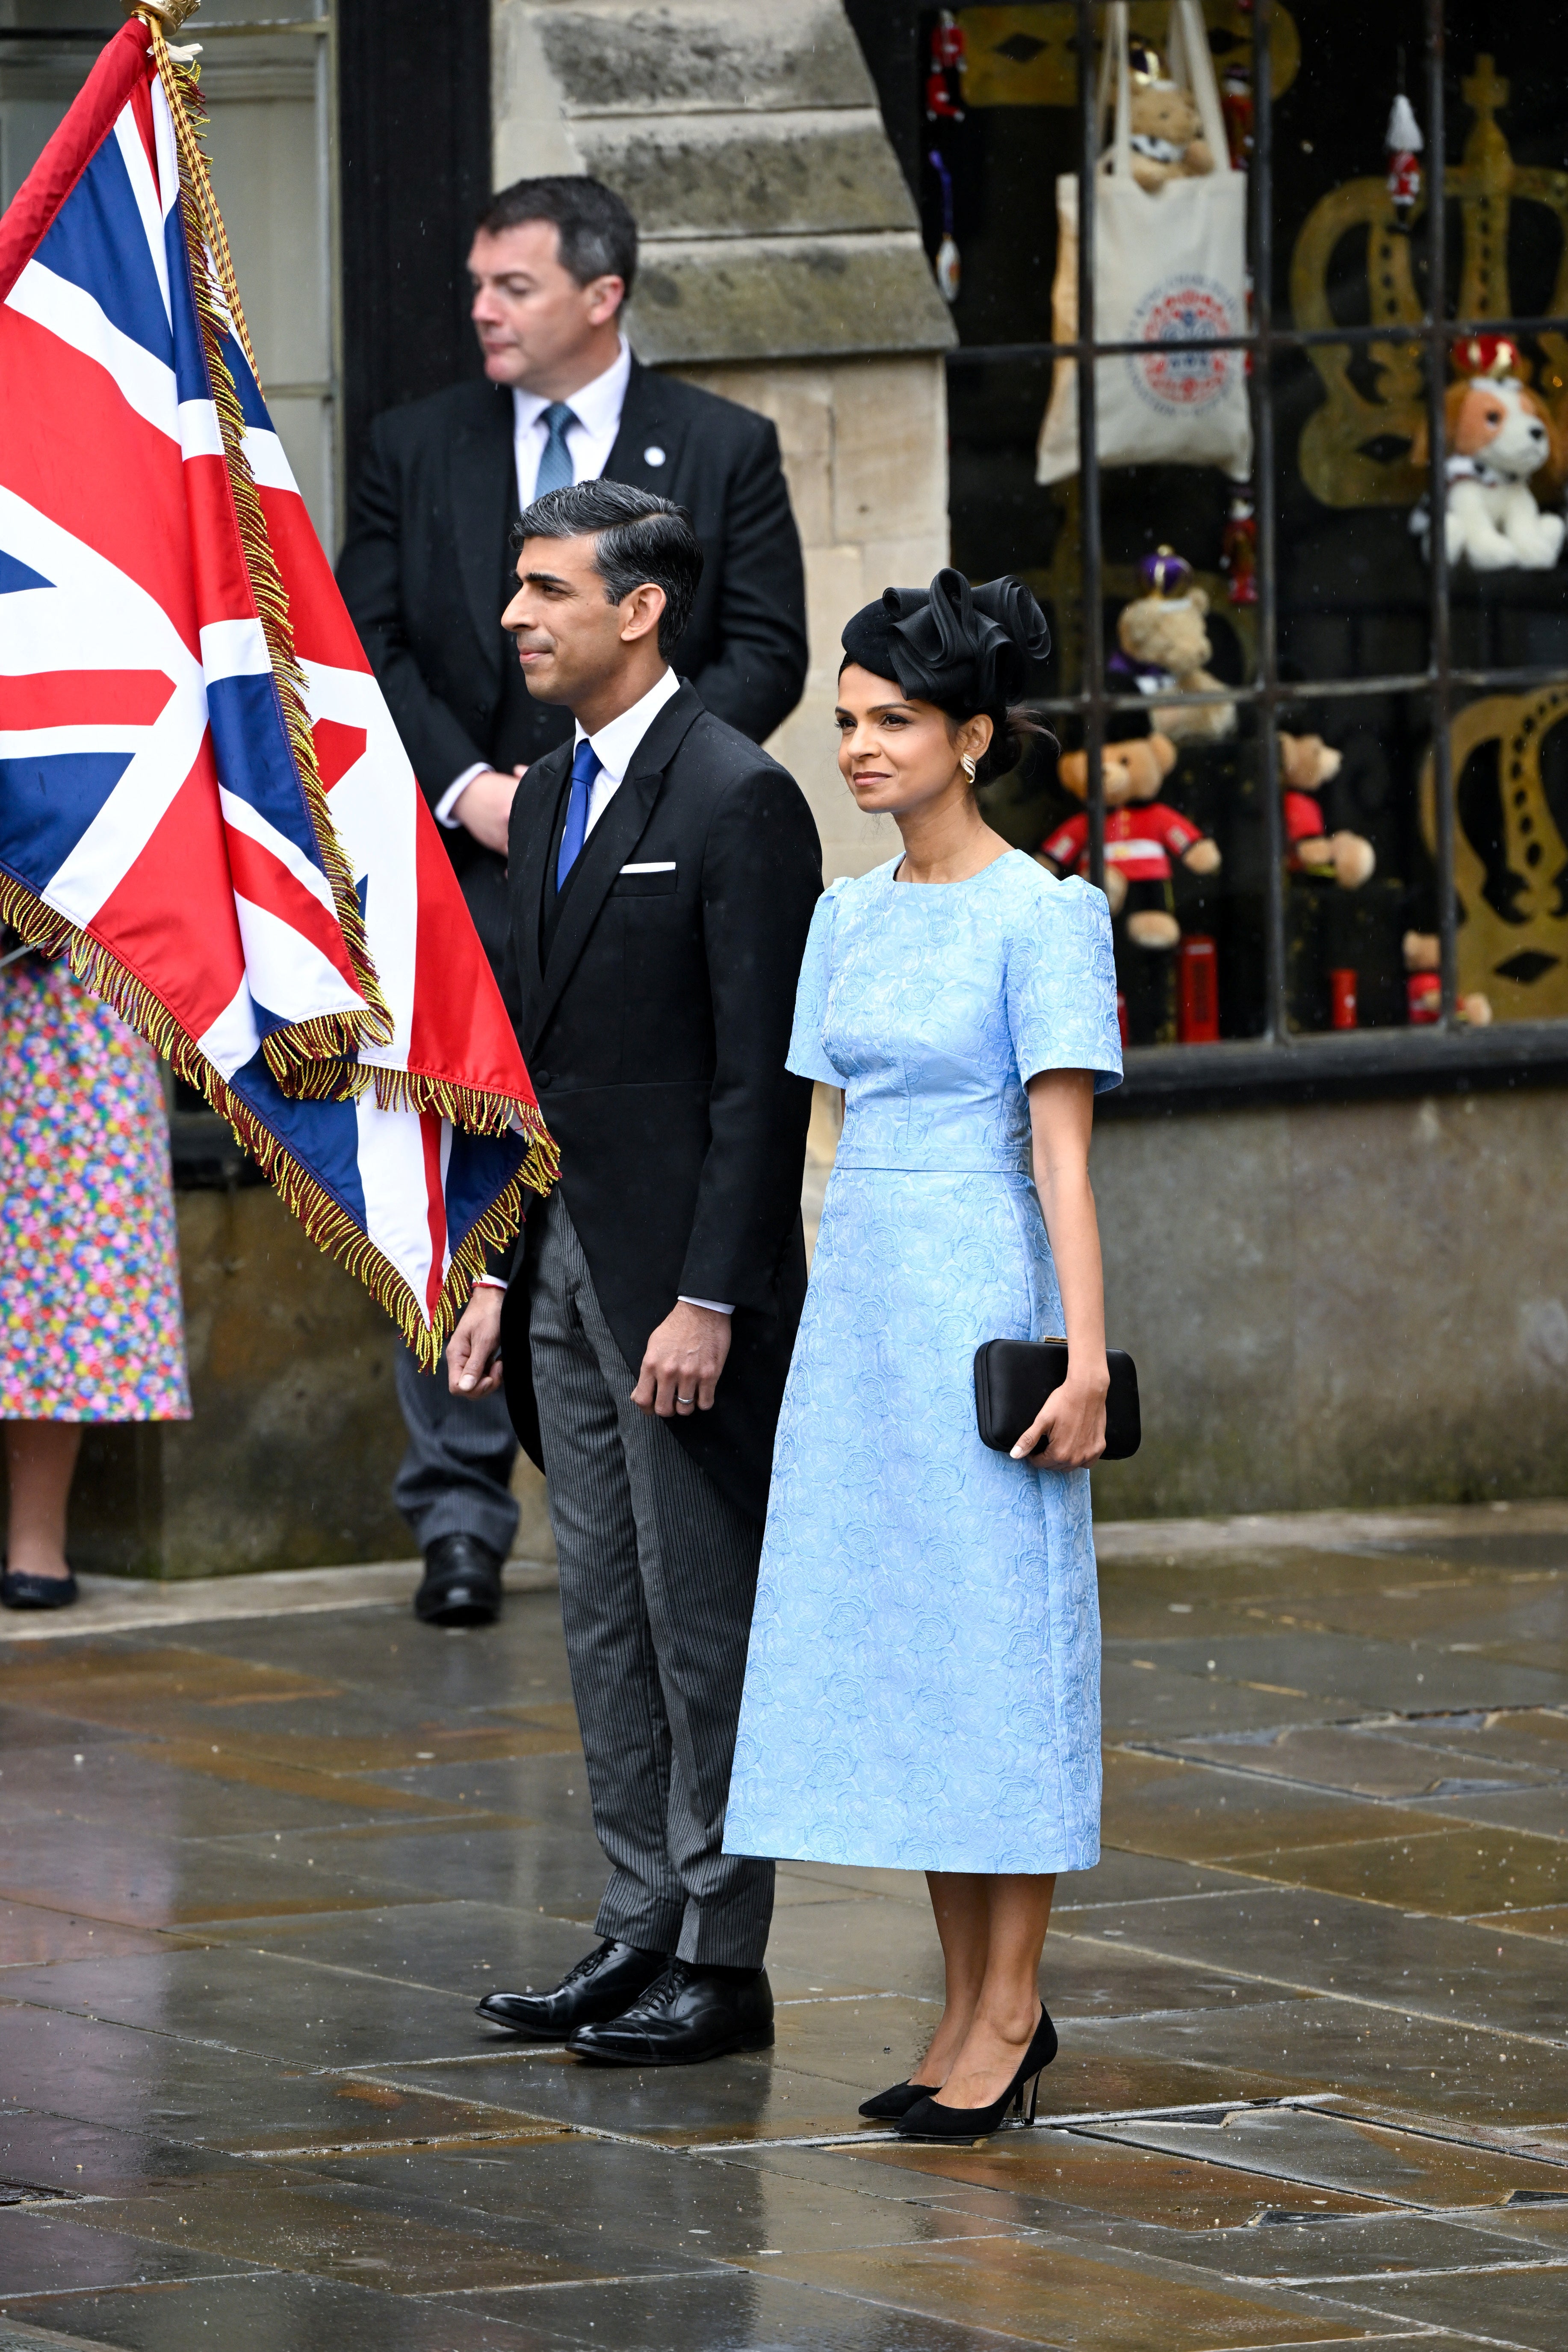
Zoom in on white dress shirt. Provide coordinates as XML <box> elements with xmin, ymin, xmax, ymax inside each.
<box><xmin>512</xmin><ymin>336</ymin><xmax>631</xmax><ymax>511</ymax></box>
<box><xmin>574</xmin><ymin>663</ymin><xmax>681</xmax><ymax>835</ymax></box>
<box><xmin>475</xmin><ymin>666</ymin><xmax>731</xmax><ymax>1318</ymax></box>
<box><xmin>436</xmin><ymin>338</ymin><xmax>634</xmax><ymax>827</ymax></box>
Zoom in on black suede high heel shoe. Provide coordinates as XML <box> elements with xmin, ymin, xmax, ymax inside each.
<box><xmin>894</xmin><ymin>2006</ymin><xmax>1057</xmax><ymax>2142</ymax></box>
<box><xmin>857</xmin><ymin>2077</ymin><xmax>943</xmax><ymax>2121</ymax></box>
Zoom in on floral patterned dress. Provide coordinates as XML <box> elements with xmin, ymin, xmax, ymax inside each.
<box><xmin>723</xmin><ymin>852</ymin><xmax>1122</xmax><ymax>1874</ymax></box>
<box><xmin>0</xmin><ymin>954</ymin><xmax>189</xmax><ymax>1421</ymax></box>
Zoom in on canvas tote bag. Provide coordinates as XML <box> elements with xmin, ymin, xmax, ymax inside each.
<box><xmin>1036</xmin><ymin>0</ymin><xmax>1252</xmax><ymax>484</ymax></box>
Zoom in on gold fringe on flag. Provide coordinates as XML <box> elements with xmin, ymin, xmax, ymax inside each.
<box><xmin>0</xmin><ymin>873</ymin><xmax>556</xmax><ymax>1369</ymax></box>
<box><xmin>151</xmin><ymin>18</ymin><xmax>394</xmax><ymax>1094</ymax></box>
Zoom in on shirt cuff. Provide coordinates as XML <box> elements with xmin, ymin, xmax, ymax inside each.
<box><xmin>436</xmin><ymin>763</ymin><xmax>488</xmax><ymax>828</ymax></box>
<box><xmin>678</xmin><ymin>1296</ymin><xmax>733</xmax><ymax>1315</ymax></box>
<box><xmin>474</xmin><ymin>1273</ymin><xmax>508</xmax><ymax>1293</ymax></box>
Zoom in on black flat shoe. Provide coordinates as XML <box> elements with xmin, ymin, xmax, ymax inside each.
<box><xmin>0</xmin><ymin>1567</ymin><xmax>78</xmax><ymax>1610</ymax></box>
<box><xmin>414</xmin><ymin>1533</ymin><xmax>502</xmax><ymax>1626</ymax></box>
<box><xmin>895</xmin><ymin>2006</ymin><xmax>1058</xmax><ymax>2142</ymax></box>
<box><xmin>567</xmin><ymin>1960</ymin><xmax>774</xmax><ymax>2067</ymax></box>
<box><xmin>858</xmin><ymin>2077</ymin><xmax>943</xmax><ymax>2120</ymax></box>
<box><xmin>476</xmin><ymin>1938</ymin><xmax>668</xmax><ymax>2039</ymax></box>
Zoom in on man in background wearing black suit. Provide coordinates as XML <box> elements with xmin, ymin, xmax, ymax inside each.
<box><xmin>446</xmin><ymin>481</ymin><xmax>820</xmax><ymax>2063</ymax></box>
<box><xmin>338</xmin><ymin>177</ymin><xmax>808</xmax><ymax>1628</ymax></box>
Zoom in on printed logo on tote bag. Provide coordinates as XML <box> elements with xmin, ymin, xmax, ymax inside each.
<box><xmin>1128</xmin><ymin>277</ymin><xmax>1245</xmax><ymax>414</ymax></box>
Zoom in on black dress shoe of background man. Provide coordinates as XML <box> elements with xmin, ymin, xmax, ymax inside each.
<box><xmin>413</xmin><ymin>1533</ymin><xmax>503</xmax><ymax>1626</ymax></box>
<box><xmin>476</xmin><ymin>1938</ymin><xmax>668</xmax><ymax>2039</ymax></box>
<box><xmin>0</xmin><ymin>1566</ymin><xmax>78</xmax><ymax>1611</ymax></box>
<box><xmin>567</xmin><ymin>1959</ymin><xmax>774</xmax><ymax>2067</ymax></box>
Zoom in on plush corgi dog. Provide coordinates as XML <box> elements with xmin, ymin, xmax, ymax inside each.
<box><xmin>1411</xmin><ymin>349</ymin><xmax>1566</xmax><ymax>572</ymax></box>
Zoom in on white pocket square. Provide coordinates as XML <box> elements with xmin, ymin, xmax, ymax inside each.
<box><xmin>620</xmin><ymin>861</ymin><xmax>676</xmax><ymax>874</ymax></box>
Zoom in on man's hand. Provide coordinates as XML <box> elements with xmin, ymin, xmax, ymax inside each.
<box><xmin>632</xmin><ymin>1303</ymin><xmax>731</xmax><ymax>1418</ymax></box>
<box><xmin>448</xmin><ymin>1286</ymin><xmax>505</xmax><ymax>1397</ymax></box>
<box><xmin>455</xmin><ymin>766</ymin><xmax>525</xmax><ymax>855</ymax></box>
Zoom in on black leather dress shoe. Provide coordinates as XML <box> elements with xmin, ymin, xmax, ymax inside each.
<box><xmin>567</xmin><ymin>1959</ymin><xmax>774</xmax><ymax>2067</ymax></box>
<box><xmin>414</xmin><ymin>1533</ymin><xmax>502</xmax><ymax>1626</ymax></box>
<box><xmin>0</xmin><ymin>1566</ymin><xmax>78</xmax><ymax>1610</ymax></box>
<box><xmin>476</xmin><ymin>1938</ymin><xmax>668</xmax><ymax>2039</ymax></box>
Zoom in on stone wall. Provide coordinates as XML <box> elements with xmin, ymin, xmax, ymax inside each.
<box><xmin>1088</xmin><ymin>1084</ymin><xmax>1568</xmax><ymax>1519</ymax></box>
<box><xmin>674</xmin><ymin>355</ymin><xmax>946</xmax><ymax>879</ymax></box>
<box><xmin>65</xmin><ymin>1185</ymin><xmax>555</xmax><ymax>1581</ymax></box>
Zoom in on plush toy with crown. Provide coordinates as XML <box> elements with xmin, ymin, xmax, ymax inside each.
<box><xmin>1125</xmin><ymin>35</ymin><xmax>1216</xmax><ymax>193</ymax></box>
<box><xmin>1111</xmin><ymin>549</ymin><xmax>1237</xmax><ymax>743</ymax></box>
<box><xmin>1038</xmin><ymin>730</ymin><xmax>1221</xmax><ymax>949</ymax></box>
<box><xmin>1410</xmin><ymin>335</ymin><xmax>1566</xmax><ymax>572</ymax></box>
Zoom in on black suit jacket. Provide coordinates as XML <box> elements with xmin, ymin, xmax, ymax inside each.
<box><xmin>336</xmin><ymin>363</ymin><xmax>809</xmax><ymax>969</ymax></box>
<box><xmin>496</xmin><ymin>683</ymin><xmax>821</xmax><ymax>1525</ymax></box>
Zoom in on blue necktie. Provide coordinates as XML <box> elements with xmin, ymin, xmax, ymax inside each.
<box><xmin>557</xmin><ymin>738</ymin><xmax>600</xmax><ymax>891</ymax></box>
<box><xmin>535</xmin><ymin>402</ymin><xmax>579</xmax><ymax>497</ymax></box>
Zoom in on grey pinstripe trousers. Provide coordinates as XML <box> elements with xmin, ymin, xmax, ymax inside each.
<box><xmin>526</xmin><ymin>1191</ymin><xmax>775</xmax><ymax>1968</ymax></box>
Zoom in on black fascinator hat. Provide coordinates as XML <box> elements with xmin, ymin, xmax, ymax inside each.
<box><xmin>840</xmin><ymin>568</ymin><xmax>1049</xmax><ymax>714</ymax></box>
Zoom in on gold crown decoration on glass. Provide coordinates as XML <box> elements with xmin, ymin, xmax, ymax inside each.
<box><xmin>1420</xmin><ymin>687</ymin><xmax>1568</xmax><ymax>1024</ymax></box>
<box><xmin>1293</xmin><ymin>55</ymin><xmax>1568</xmax><ymax>510</ymax></box>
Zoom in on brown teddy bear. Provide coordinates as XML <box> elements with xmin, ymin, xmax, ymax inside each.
<box><xmin>1401</xmin><ymin>931</ymin><xmax>1492</xmax><ymax>1026</ymax></box>
<box><xmin>1111</xmin><ymin>550</ymin><xmax>1236</xmax><ymax>742</ymax></box>
<box><xmin>1279</xmin><ymin>732</ymin><xmax>1376</xmax><ymax>888</ymax></box>
<box><xmin>1039</xmin><ymin>730</ymin><xmax>1220</xmax><ymax>947</ymax></box>
<box><xmin>1128</xmin><ymin>79</ymin><xmax>1215</xmax><ymax>192</ymax></box>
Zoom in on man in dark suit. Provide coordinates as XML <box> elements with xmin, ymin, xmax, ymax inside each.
<box><xmin>337</xmin><ymin>176</ymin><xmax>808</xmax><ymax>1628</ymax></box>
<box><xmin>446</xmin><ymin>481</ymin><xmax>820</xmax><ymax>2064</ymax></box>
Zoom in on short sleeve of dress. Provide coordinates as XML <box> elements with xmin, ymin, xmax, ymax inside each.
<box><xmin>785</xmin><ymin>883</ymin><xmax>847</xmax><ymax>1084</ymax></box>
<box><xmin>1005</xmin><ymin>872</ymin><xmax>1124</xmax><ymax>1095</ymax></box>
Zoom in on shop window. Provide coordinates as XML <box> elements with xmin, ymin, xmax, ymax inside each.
<box><xmin>1</xmin><ymin>0</ymin><xmax>340</xmax><ymax>544</ymax></box>
<box><xmin>905</xmin><ymin>0</ymin><xmax>1568</xmax><ymax>1064</ymax></box>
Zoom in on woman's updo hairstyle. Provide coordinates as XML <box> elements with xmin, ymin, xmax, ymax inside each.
<box><xmin>839</xmin><ymin>569</ymin><xmax>1052</xmax><ymax>788</ymax></box>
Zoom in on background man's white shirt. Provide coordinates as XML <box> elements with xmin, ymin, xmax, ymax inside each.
<box><xmin>511</xmin><ymin>337</ymin><xmax>631</xmax><ymax>511</ymax></box>
<box><xmin>435</xmin><ymin>339</ymin><xmax>634</xmax><ymax>827</ymax></box>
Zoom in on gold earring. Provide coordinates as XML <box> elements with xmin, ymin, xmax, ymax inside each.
<box><xmin>960</xmin><ymin>753</ymin><xmax>977</xmax><ymax>783</ymax></box>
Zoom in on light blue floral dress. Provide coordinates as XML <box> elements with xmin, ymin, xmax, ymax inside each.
<box><xmin>723</xmin><ymin>851</ymin><xmax>1122</xmax><ymax>1874</ymax></box>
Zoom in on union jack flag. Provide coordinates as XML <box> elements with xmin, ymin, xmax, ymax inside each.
<box><xmin>0</xmin><ymin>17</ymin><xmax>552</xmax><ymax>1362</ymax></box>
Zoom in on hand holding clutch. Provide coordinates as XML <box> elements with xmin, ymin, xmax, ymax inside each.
<box><xmin>974</xmin><ymin>1341</ymin><xmax>1141</xmax><ymax>1462</ymax></box>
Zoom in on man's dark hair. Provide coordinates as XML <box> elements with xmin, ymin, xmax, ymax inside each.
<box><xmin>513</xmin><ymin>481</ymin><xmax>702</xmax><ymax>656</ymax></box>
<box><xmin>476</xmin><ymin>175</ymin><xmax>637</xmax><ymax>301</ymax></box>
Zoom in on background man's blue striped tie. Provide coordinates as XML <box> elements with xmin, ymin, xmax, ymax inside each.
<box><xmin>557</xmin><ymin>738</ymin><xmax>601</xmax><ymax>889</ymax></box>
<box><xmin>535</xmin><ymin>403</ymin><xmax>579</xmax><ymax>497</ymax></box>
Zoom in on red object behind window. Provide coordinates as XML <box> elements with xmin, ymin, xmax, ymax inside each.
<box><xmin>1177</xmin><ymin>935</ymin><xmax>1220</xmax><ymax>1043</ymax></box>
<box><xmin>1408</xmin><ymin>970</ymin><xmax>1441</xmax><ymax>1025</ymax></box>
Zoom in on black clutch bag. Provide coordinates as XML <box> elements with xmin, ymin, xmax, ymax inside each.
<box><xmin>973</xmin><ymin>1340</ymin><xmax>1141</xmax><ymax>1460</ymax></box>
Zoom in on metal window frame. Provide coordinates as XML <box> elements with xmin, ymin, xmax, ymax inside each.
<box><xmin>1048</xmin><ymin>0</ymin><xmax>1568</xmax><ymax>1098</ymax></box>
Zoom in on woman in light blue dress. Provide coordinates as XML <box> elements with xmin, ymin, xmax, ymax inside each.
<box><xmin>724</xmin><ymin>572</ymin><xmax>1122</xmax><ymax>2140</ymax></box>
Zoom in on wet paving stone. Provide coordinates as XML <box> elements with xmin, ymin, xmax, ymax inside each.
<box><xmin>1063</xmin><ymin>1879</ymin><xmax>1567</xmax><ymax>2044</ymax></box>
<box><xmin>1159</xmin><ymin>1722</ymin><xmax>1561</xmax><ymax>1802</ymax></box>
<box><xmin>0</xmin><ymin>2207</ymin><xmax>262</xmax><ymax>2299</ymax></box>
<box><xmin>0</xmin><ymin>2274</ymin><xmax>557</xmax><ymax>2349</ymax></box>
<box><xmin>1101</xmin><ymin>1748</ymin><xmax>1446</xmax><ymax>1862</ymax></box>
<box><xmin>3</xmin><ymin>1515</ymin><xmax>1565</xmax><ymax>2346</ymax></box>
<box><xmin>1068</xmin><ymin>2102</ymin><xmax>1568</xmax><ymax>2208</ymax></box>
<box><xmin>1305</xmin><ymin>2261</ymin><xmax>1568</xmax><ymax>2351</ymax></box>
<box><xmin>1113</xmin><ymin>1631</ymin><xmax>1568</xmax><ymax>1714</ymax></box>
<box><xmin>1109</xmin><ymin>2000</ymin><xmax>1568</xmax><ymax>2134</ymax></box>
<box><xmin>1238</xmin><ymin>1823</ymin><xmax>1568</xmax><ymax>1915</ymax></box>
